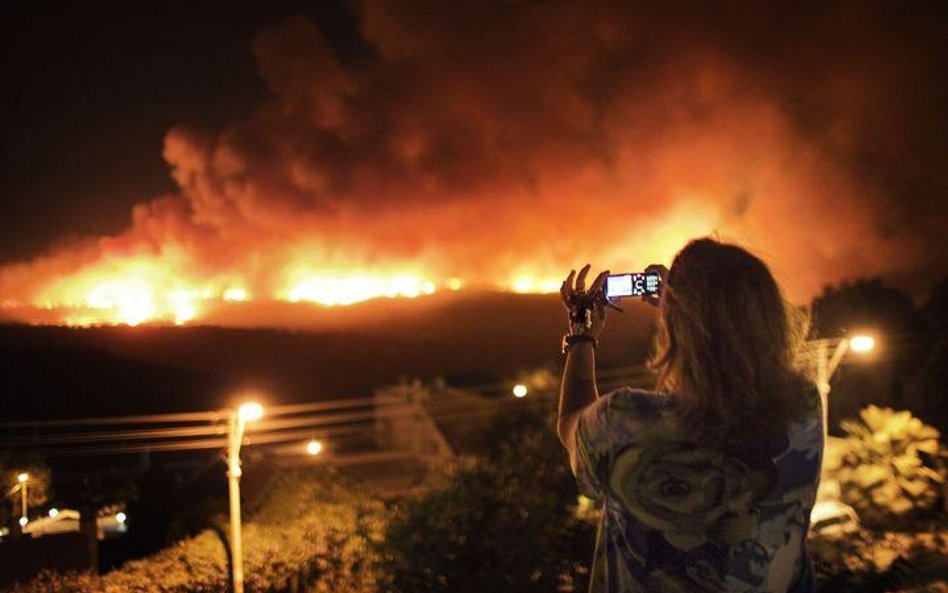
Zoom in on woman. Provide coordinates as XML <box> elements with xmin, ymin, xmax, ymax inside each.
<box><xmin>557</xmin><ymin>238</ymin><xmax>823</xmax><ymax>593</ymax></box>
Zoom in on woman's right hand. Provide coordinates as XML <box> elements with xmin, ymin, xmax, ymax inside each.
<box><xmin>560</xmin><ymin>264</ymin><xmax>610</xmax><ymax>338</ymax></box>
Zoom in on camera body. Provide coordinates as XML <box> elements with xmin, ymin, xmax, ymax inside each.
<box><xmin>604</xmin><ymin>272</ymin><xmax>661</xmax><ymax>299</ymax></box>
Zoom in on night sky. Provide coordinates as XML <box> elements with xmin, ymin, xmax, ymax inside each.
<box><xmin>1</xmin><ymin>0</ymin><xmax>358</xmax><ymax>262</ymax></box>
<box><xmin>1</xmin><ymin>0</ymin><xmax>947</xmax><ymax>323</ymax></box>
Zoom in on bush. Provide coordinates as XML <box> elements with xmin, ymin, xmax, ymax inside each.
<box><xmin>8</xmin><ymin>470</ymin><xmax>387</xmax><ymax>593</ymax></box>
<box><xmin>835</xmin><ymin>406</ymin><xmax>945</xmax><ymax>525</ymax></box>
<box><xmin>812</xmin><ymin>405</ymin><xmax>948</xmax><ymax>592</ymax></box>
<box><xmin>810</xmin><ymin>517</ymin><xmax>948</xmax><ymax>592</ymax></box>
<box><xmin>376</xmin><ymin>406</ymin><xmax>595</xmax><ymax>593</ymax></box>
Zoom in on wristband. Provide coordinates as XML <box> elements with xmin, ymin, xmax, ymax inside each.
<box><xmin>561</xmin><ymin>333</ymin><xmax>598</xmax><ymax>354</ymax></box>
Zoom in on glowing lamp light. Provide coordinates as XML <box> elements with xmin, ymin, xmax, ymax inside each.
<box><xmin>849</xmin><ymin>335</ymin><xmax>876</xmax><ymax>353</ymax></box>
<box><xmin>18</xmin><ymin>517</ymin><xmax>28</xmax><ymax>527</ymax></box>
<box><xmin>115</xmin><ymin>512</ymin><xmax>127</xmax><ymax>524</ymax></box>
<box><xmin>512</xmin><ymin>384</ymin><xmax>528</xmax><ymax>398</ymax></box>
<box><xmin>306</xmin><ymin>439</ymin><xmax>324</xmax><ymax>456</ymax></box>
<box><xmin>17</xmin><ymin>472</ymin><xmax>29</xmax><ymax>483</ymax></box>
<box><xmin>48</xmin><ymin>508</ymin><xmax>60</xmax><ymax>518</ymax></box>
<box><xmin>238</xmin><ymin>402</ymin><xmax>264</xmax><ymax>422</ymax></box>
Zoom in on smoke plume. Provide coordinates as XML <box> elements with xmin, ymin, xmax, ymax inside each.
<box><xmin>2</xmin><ymin>0</ymin><xmax>946</xmax><ymax>324</ymax></box>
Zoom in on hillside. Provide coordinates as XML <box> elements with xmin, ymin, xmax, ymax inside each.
<box><xmin>0</xmin><ymin>292</ymin><xmax>658</xmax><ymax>421</ymax></box>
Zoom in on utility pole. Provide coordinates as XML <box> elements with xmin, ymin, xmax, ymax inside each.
<box><xmin>814</xmin><ymin>334</ymin><xmax>876</xmax><ymax>435</ymax></box>
<box><xmin>16</xmin><ymin>472</ymin><xmax>29</xmax><ymax>527</ymax></box>
<box><xmin>226</xmin><ymin>402</ymin><xmax>263</xmax><ymax>593</ymax></box>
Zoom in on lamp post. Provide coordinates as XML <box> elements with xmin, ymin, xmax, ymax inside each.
<box><xmin>227</xmin><ymin>402</ymin><xmax>263</xmax><ymax>593</ymax></box>
<box><xmin>814</xmin><ymin>334</ymin><xmax>876</xmax><ymax>432</ymax></box>
<box><xmin>16</xmin><ymin>472</ymin><xmax>29</xmax><ymax>525</ymax></box>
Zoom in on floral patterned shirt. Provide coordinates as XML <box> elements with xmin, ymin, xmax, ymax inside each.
<box><xmin>572</xmin><ymin>388</ymin><xmax>824</xmax><ymax>593</ymax></box>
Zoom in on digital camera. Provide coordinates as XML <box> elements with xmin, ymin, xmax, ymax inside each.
<box><xmin>604</xmin><ymin>272</ymin><xmax>661</xmax><ymax>299</ymax></box>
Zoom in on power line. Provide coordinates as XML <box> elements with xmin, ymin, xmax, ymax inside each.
<box><xmin>31</xmin><ymin>425</ymin><xmax>374</xmax><ymax>458</ymax></box>
<box><xmin>6</xmin><ymin>330</ymin><xmax>911</xmax><ymax>456</ymax></box>
<box><xmin>0</xmin><ymin>408</ymin><xmax>414</xmax><ymax>448</ymax></box>
<box><xmin>0</xmin><ymin>408</ymin><xmax>227</xmax><ymax>429</ymax></box>
<box><xmin>1</xmin><ymin>367</ymin><xmax>658</xmax><ymax>450</ymax></box>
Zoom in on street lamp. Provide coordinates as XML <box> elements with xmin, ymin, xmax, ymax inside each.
<box><xmin>849</xmin><ymin>335</ymin><xmax>875</xmax><ymax>353</ymax></box>
<box><xmin>512</xmin><ymin>384</ymin><xmax>528</xmax><ymax>398</ymax></box>
<box><xmin>238</xmin><ymin>402</ymin><xmax>264</xmax><ymax>422</ymax></box>
<box><xmin>227</xmin><ymin>401</ymin><xmax>263</xmax><ymax>593</ymax></box>
<box><xmin>815</xmin><ymin>333</ymin><xmax>877</xmax><ymax>431</ymax></box>
<box><xmin>306</xmin><ymin>439</ymin><xmax>324</xmax><ymax>456</ymax></box>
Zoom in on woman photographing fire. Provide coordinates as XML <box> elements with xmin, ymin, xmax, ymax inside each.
<box><xmin>558</xmin><ymin>238</ymin><xmax>823</xmax><ymax>593</ymax></box>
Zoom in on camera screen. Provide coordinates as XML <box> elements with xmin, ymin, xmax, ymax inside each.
<box><xmin>605</xmin><ymin>273</ymin><xmax>660</xmax><ymax>298</ymax></box>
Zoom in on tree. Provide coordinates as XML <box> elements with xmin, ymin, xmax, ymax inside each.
<box><xmin>377</xmin><ymin>405</ymin><xmax>595</xmax><ymax>593</ymax></box>
<box><xmin>922</xmin><ymin>275</ymin><xmax>948</xmax><ymax>333</ymax></box>
<box><xmin>811</xmin><ymin>278</ymin><xmax>919</xmax><ymax>341</ymax></box>
<box><xmin>913</xmin><ymin>274</ymin><xmax>948</xmax><ymax>430</ymax></box>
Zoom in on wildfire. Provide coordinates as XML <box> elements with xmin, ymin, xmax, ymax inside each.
<box><xmin>86</xmin><ymin>279</ymin><xmax>156</xmax><ymax>326</ymax></box>
<box><xmin>284</xmin><ymin>272</ymin><xmax>436</xmax><ymax>307</ymax></box>
<box><xmin>20</xmin><ymin>253</ymin><xmax>241</xmax><ymax>327</ymax></box>
<box><xmin>21</xmin><ymin>257</ymin><xmax>447</xmax><ymax>326</ymax></box>
<box><xmin>0</xmin><ymin>198</ymin><xmax>719</xmax><ymax>327</ymax></box>
<box><xmin>222</xmin><ymin>287</ymin><xmax>249</xmax><ymax>302</ymax></box>
<box><xmin>509</xmin><ymin>275</ymin><xmax>562</xmax><ymax>294</ymax></box>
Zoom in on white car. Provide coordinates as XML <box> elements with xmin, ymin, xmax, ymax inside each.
<box><xmin>18</xmin><ymin>509</ymin><xmax>127</xmax><ymax>539</ymax></box>
<box><xmin>810</xmin><ymin>499</ymin><xmax>860</xmax><ymax>537</ymax></box>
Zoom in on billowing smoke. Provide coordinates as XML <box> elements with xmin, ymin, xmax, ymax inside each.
<box><xmin>1</xmin><ymin>0</ymin><xmax>946</xmax><ymax>325</ymax></box>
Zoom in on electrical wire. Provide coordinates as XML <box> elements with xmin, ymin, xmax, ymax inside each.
<box><xmin>31</xmin><ymin>425</ymin><xmax>374</xmax><ymax>459</ymax></box>
<box><xmin>0</xmin><ymin>367</ymin><xmax>659</xmax><ymax>451</ymax></box>
<box><xmin>0</xmin><ymin>409</ymin><xmax>227</xmax><ymax>429</ymax></box>
<box><xmin>3</xmin><ymin>330</ymin><xmax>934</xmax><ymax>459</ymax></box>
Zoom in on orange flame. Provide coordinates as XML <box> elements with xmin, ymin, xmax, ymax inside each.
<box><xmin>0</xmin><ymin>200</ymin><xmax>722</xmax><ymax>327</ymax></box>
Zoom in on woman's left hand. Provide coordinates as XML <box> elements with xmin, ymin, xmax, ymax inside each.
<box><xmin>560</xmin><ymin>264</ymin><xmax>610</xmax><ymax>338</ymax></box>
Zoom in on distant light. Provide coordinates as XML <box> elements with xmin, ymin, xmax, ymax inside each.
<box><xmin>447</xmin><ymin>278</ymin><xmax>463</xmax><ymax>291</ymax></box>
<box><xmin>512</xmin><ymin>384</ymin><xmax>528</xmax><ymax>398</ymax></box>
<box><xmin>306</xmin><ymin>439</ymin><xmax>324</xmax><ymax>456</ymax></box>
<box><xmin>18</xmin><ymin>517</ymin><xmax>28</xmax><ymax>527</ymax></box>
<box><xmin>238</xmin><ymin>402</ymin><xmax>264</xmax><ymax>422</ymax></box>
<box><xmin>16</xmin><ymin>472</ymin><xmax>29</xmax><ymax>483</ymax></box>
<box><xmin>115</xmin><ymin>512</ymin><xmax>127</xmax><ymax>524</ymax></box>
<box><xmin>48</xmin><ymin>508</ymin><xmax>59</xmax><ymax>518</ymax></box>
<box><xmin>849</xmin><ymin>335</ymin><xmax>875</xmax><ymax>353</ymax></box>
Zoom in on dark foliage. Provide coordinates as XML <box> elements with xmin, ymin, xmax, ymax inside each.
<box><xmin>377</xmin><ymin>406</ymin><xmax>595</xmax><ymax>593</ymax></box>
<box><xmin>810</xmin><ymin>278</ymin><xmax>947</xmax><ymax>431</ymax></box>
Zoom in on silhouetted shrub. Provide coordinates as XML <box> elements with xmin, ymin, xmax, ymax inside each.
<box><xmin>7</xmin><ymin>470</ymin><xmax>386</xmax><ymax>593</ymax></box>
<box><xmin>377</xmin><ymin>405</ymin><xmax>595</xmax><ymax>593</ymax></box>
